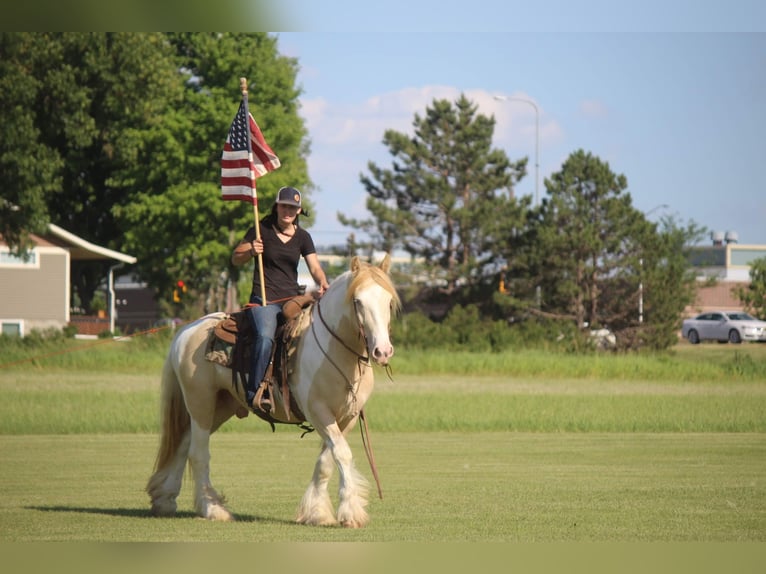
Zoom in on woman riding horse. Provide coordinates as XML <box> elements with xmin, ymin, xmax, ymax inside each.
<box><xmin>230</xmin><ymin>186</ymin><xmax>329</xmax><ymax>412</ymax></box>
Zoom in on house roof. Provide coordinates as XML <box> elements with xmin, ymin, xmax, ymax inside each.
<box><xmin>44</xmin><ymin>223</ymin><xmax>137</xmax><ymax>264</ymax></box>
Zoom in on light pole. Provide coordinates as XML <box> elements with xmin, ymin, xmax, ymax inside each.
<box><xmin>494</xmin><ymin>94</ymin><xmax>540</xmax><ymax>206</ymax></box>
<box><xmin>638</xmin><ymin>204</ymin><xmax>670</xmax><ymax>324</ymax></box>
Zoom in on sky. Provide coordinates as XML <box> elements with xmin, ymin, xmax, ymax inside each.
<box><xmin>269</xmin><ymin>2</ymin><xmax>766</xmax><ymax>249</ymax></box>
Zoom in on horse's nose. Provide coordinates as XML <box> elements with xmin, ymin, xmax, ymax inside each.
<box><xmin>372</xmin><ymin>344</ymin><xmax>394</xmax><ymax>364</ymax></box>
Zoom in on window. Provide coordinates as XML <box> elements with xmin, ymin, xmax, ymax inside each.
<box><xmin>0</xmin><ymin>249</ymin><xmax>39</xmax><ymax>269</ymax></box>
<box><xmin>1</xmin><ymin>321</ymin><xmax>23</xmax><ymax>337</ymax></box>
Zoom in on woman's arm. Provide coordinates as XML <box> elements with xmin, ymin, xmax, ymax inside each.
<box><xmin>304</xmin><ymin>252</ymin><xmax>330</xmax><ymax>295</ymax></box>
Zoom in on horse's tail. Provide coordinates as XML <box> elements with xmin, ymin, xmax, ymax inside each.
<box><xmin>155</xmin><ymin>354</ymin><xmax>190</xmax><ymax>470</ymax></box>
<box><xmin>146</xmin><ymin>351</ymin><xmax>190</xmax><ymax>514</ymax></box>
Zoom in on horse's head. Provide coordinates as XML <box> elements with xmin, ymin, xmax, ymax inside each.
<box><xmin>345</xmin><ymin>254</ymin><xmax>400</xmax><ymax>366</ymax></box>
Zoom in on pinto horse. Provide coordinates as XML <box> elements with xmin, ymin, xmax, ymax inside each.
<box><xmin>146</xmin><ymin>255</ymin><xmax>399</xmax><ymax>527</ymax></box>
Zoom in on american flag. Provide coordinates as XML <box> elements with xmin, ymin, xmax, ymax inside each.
<box><xmin>220</xmin><ymin>101</ymin><xmax>281</xmax><ymax>203</ymax></box>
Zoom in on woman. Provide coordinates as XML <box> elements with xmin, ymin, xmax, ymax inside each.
<box><xmin>231</xmin><ymin>186</ymin><xmax>329</xmax><ymax>411</ymax></box>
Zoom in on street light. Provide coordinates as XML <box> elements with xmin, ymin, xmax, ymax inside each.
<box><xmin>638</xmin><ymin>204</ymin><xmax>670</xmax><ymax>324</ymax></box>
<box><xmin>494</xmin><ymin>94</ymin><xmax>540</xmax><ymax>206</ymax></box>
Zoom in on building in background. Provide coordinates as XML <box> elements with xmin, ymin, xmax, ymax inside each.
<box><xmin>686</xmin><ymin>231</ymin><xmax>766</xmax><ymax>316</ymax></box>
<box><xmin>0</xmin><ymin>224</ymin><xmax>136</xmax><ymax>337</ymax></box>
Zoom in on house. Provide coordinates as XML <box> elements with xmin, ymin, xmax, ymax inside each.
<box><xmin>0</xmin><ymin>224</ymin><xmax>136</xmax><ymax>337</ymax></box>
<box><xmin>686</xmin><ymin>231</ymin><xmax>766</xmax><ymax>316</ymax></box>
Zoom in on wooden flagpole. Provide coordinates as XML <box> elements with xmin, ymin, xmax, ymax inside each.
<box><xmin>240</xmin><ymin>77</ymin><xmax>267</xmax><ymax>304</ymax></box>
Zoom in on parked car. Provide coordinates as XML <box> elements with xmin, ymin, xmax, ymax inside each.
<box><xmin>681</xmin><ymin>311</ymin><xmax>766</xmax><ymax>344</ymax></box>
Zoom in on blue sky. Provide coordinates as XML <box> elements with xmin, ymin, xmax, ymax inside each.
<box><xmin>271</xmin><ymin>2</ymin><xmax>765</xmax><ymax>248</ymax></box>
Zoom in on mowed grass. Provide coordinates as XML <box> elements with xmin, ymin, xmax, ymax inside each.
<box><xmin>0</xmin><ymin>432</ymin><xmax>763</xmax><ymax>542</ymax></box>
<box><xmin>0</xmin><ymin>372</ymin><xmax>765</xmax><ymax>434</ymax></box>
<box><xmin>0</xmin><ymin>339</ymin><xmax>765</xmax><ymax>542</ymax></box>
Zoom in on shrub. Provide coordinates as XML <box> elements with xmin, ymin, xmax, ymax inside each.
<box><xmin>392</xmin><ymin>305</ymin><xmax>587</xmax><ymax>353</ymax></box>
<box><xmin>62</xmin><ymin>324</ymin><xmax>78</xmax><ymax>339</ymax></box>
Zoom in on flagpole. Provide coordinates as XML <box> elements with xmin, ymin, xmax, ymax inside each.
<box><xmin>240</xmin><ymin>77</ymin><xmax>267</xmax><ymax>305</ymax></box>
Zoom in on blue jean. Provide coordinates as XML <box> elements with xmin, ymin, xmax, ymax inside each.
<box><xmin>246</xmin><ymin>296</ymin><xmax>282</xmax><ymax>401</ymax></box>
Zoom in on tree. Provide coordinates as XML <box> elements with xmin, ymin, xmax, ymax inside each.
<box><xmin>341</xmin><ymin>94</ymin><xmax>529</xmax><ymax>302</ymax></box>
<box><xmin>514</xmin><ymin>150</ymin><xmax>641</xmax><ymax>329</ymax></box>
<box><xmin>116</xmin><ymin>32</ymin><xmax>309</xmax><ymax>315</ymax></box>
<box><xmin>1</xmin><ymin>33</ymin><xmax>310</xmax><ymax>316</ymax></box>
<box><xmin>510</xmin><ymin>149</ymin><xmax>702</xmax><ymax>350</ymax></box>
<box><xmin>0</xmin><ymin>32</ymin><xmax>182</xmax><ymax>311</ymax></box>
<box><xmin>0</xmin><ymin>34</ymin><xmax>63</xmax><ymax>257</ymax></box>
<box><xmin>637</xmin><ymin>215</ymin><xmax>706</xmax><ymax>349</ymax></box>
<box><xmin>734</xmin><ymin>257</ymin><xmax>766</xmax><ymax>319</ymax></box>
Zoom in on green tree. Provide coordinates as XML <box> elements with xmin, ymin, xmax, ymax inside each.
<box><xmin>1</xmin><ymin>33</ymin><xmax>309</xmax><ymax>316</ymax></box>
<box><xmin>116</xmin><ymin>32</ymin><xmax>309</xmax><ymax>314</ymax></box>
<box><xmin>636</xmin><ymin>215</ymin><xmax>706</xmax><ymax>349</ymax></box>
<box><xmin>341</xmin><ymin>94</ymin><xmax>529</xmax><ymax>301</ymax></box>
<box><xmin>0</xmin><ymin>34</ymin><xmax>63</xmax><ymax>256</ymax></box>
<box><xmin>515</xmin><ymin>150</ymin><xmax>640</xmax><ymax>330</ymax></box>
<box><xmin>0</xmin><ymin>32</ymin><xmax>182</xmax><ymax>311</ymax></box>
<box><xmin>734</xmin><ymin>257</ymin><xmax>766</xmax><ymax>319</ymax></box>
<box><xmin>510</xmin><ymin>149</ymin><xmax>702</xmax><ymax>350</ymax></box>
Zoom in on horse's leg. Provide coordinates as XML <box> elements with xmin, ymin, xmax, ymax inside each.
<box><xmin>296</xmin><ymin>443</ymin><xmax>337</xmax><ymax>526</ymax></box>
<box><xmin>147</xmin><ymin>429</ymin><xmax>190</xmax><ymax>517</ymax></box>
<box><xmin>332</xmin><ymin>423</ymin><xmax>370</xmax><ymax>528</ymax></box>
<box><xmin>147</xmin><ymin>358</ymin><xmax>191</xmax><ymax>517</ymax></box>
<box><xmin>187</xmin><ymin>418</ymin><xmax>234</xmax><ymax>521</ymax></box>
<box><xmin>316</xmin><ymin>421</ymin><xmax>370</xmax><ymax>528</ymax></box>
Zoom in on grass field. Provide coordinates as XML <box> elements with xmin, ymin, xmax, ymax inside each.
<box><xmin>0</xmin><ymin>338</ymin><xmax>765</xmax><ymax>547</ymax></box>
<box><xmin>0</xmin><ymin>432</ymin><xmax>763</xmax><ymax>543</ymax></box>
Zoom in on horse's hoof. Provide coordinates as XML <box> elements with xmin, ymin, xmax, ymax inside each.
<box><xmin>205</xmin><ymin>506</ymin><xmax>234</xmax><ymax>521</ymax></box>
<box><xmin>150</xmin><ymin>503</ymin><xmax>176</xmax><ymax>518</ymax></box>
<box><xmin>340</xmin><ymin>519</ymin><xmax>364</xmax><ymax>529</ymax></box>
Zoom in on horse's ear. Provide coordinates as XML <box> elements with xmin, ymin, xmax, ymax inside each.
<box><xmin>379</xmin><ymin>253</ymin><xmax>391</xmax><ymax>273</ymax></box>
<box><xmin>350</xmin><ymin>256</ymin><xmax>361</xmax><ymax>274</ymax></box>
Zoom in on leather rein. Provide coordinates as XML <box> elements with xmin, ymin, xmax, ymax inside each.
<box><xmin>309</xmin><ymin>296</ymin><xmax>385</xmax><ymax>499</ymax></box>
<box><xmin>314</xmin><ymin>297</ymin><xmax>370</xmax><ymax>367</ymax></box>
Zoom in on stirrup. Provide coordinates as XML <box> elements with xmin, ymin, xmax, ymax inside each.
<box><xmin>252</xmin><ymin>383</ymin><xmax>272</xmax><ymax>414</ymax></box>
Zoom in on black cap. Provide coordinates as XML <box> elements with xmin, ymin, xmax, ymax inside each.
<box><xmin>275</xmin><ymin>186</ymin><xmax>308</xmax><ymax>217</ymax></box>
<box><xmin>276</xmin><ymin>186</ymin><xmax>302</xmax><ymax>207</ymax></box>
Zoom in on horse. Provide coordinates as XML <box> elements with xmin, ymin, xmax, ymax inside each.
<box><xmin>146</xmin><ymin>254</ymin><xmax>399</xmax><ymax>528</ymax></box>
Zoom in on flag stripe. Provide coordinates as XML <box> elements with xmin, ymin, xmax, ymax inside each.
<box><xmin>248</xmin><ymin>115</ymin><xmax>281</xmax><ymax>174</ymax></box>
<box><xmin>220</xmin><ymin>101</ymin><xmax>280</xmax><ymax>203</ymax></box>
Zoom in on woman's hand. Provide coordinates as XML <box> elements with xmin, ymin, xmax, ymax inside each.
<box><xmin>232</xmin><ymin>238</ymin><xmax>262</xmax><ymax>266</ymax></box>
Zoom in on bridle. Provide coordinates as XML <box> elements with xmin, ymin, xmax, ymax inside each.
<box><xmin>313</xmin><ymin>296</ymin><xmax>370</xmax><ymax>367</ymax></box>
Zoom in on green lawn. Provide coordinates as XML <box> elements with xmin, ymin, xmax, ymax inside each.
<box><xmin>1</xmin><ymin>339</ymin><xmax>765</xmax><ymax>546</ymax></box>
<box><xmin>0</xmin><ymin>432</ymin><xmax>763</xmax><ymax>542</ymax></box>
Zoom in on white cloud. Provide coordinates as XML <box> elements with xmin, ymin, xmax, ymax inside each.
<box><xmin>301</xmin><ymin>85</ymin><xmax>564</xmax><ymax>154</ymax></box>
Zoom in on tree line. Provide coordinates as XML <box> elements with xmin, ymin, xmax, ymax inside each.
<box><xmin>2</xmin><ymin>33</ymin><xmax>716</xmax><ymax>349</ymax></box>
<box><xmin>344</xmin><ymin>94</ymin><xmax>708</xmax><ymax>349</ymax></box>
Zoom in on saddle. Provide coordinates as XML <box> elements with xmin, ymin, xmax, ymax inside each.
<box><xmin>205</xmin><ymin>293</ymin><xmax>316</xmax><ymax>431</ymax></box>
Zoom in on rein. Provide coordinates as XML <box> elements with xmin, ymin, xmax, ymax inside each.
<box><xmin>309</xmin><ymin>298</ymin><xmax>369</xmax><ymax>397</ymax></box>
<box><xmin>310</xmin><ymin>295</ymin><xmax>385</xmax><ymax>499</ymax></box>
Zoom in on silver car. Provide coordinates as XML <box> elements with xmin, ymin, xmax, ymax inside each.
<box><xmin>682</xmin><ymin>311</ymin><xmax>766</xmax><ymax>344</ymax></box>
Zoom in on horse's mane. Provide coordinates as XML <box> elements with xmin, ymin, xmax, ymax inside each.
<box><xmin>342</xmin><ymin>260</ymin><xmax>401</xmax><ymax>312</ymax></box>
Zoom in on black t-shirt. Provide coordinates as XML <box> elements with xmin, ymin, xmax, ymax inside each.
<box><xmin>241</xmin><ymin>214</ymin><xmax>317</xmax><ymax>302</ymax></box>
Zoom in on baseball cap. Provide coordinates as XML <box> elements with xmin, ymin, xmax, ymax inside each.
<box><xmin>276</xmin><ymin>186</ymin><xmax>302</xmax><ymax>207</ymax></box>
